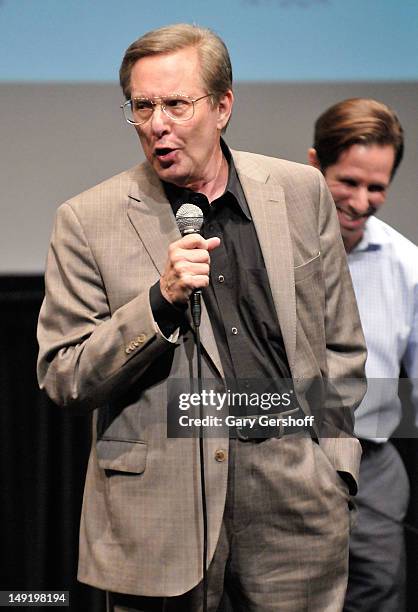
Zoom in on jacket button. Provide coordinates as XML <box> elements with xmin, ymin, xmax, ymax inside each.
<box><xmin>137</xmin><ymin>333</ymin><xmax>146</xmax><ymax>343</ymax></box>
<box><xmin>214</xmin><ymin>449</ymin><xmax>227</xmax><ymax>462</ymax></box>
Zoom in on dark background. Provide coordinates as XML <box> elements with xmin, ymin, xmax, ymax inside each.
<box><xmin>0</xmin><ymin>277</ymin><xmax>105</xmax><ymax>611</ymax></box>
<box><xmin>1</xmin><ymin>276</ymin><xmax>417</xmax><ymax>611</ymax></box>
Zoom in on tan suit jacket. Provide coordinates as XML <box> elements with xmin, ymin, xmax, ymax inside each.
<box><xmin>37</xmin><ymin>150</ymin><xmax>366</xmax><ymax>597</ymax></box>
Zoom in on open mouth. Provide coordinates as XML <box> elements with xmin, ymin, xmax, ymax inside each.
<box><xmin>156</xmin><ymin>147</ymin><xmax>172</xmax><ymax>156</ymax></box>
<box><xmin>155</xmin><ymin>147</ymin><xmax>177</xmax><ymax>161</ymax></box>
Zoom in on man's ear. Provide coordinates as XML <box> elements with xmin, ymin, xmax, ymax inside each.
<box><xmin>217</xmin><ymin>89</ymin><xmax>234</xmax><ymax>131</ymax></box>
<box><xmin>308</xmin><ymin>147</ymin><xmax>321</xmax><ymax>170</ymax></box>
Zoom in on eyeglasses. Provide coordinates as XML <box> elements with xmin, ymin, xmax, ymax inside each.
<box><xmin>121</xmin><ymin>93</ymin><xmax>213</xmax><ymax>125</ymax></box>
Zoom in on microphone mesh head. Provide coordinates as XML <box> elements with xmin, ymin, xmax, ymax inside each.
<box><xmin>176</xmin><ymin>203</ymin><xmax>204</xmax><ymax>235</ymax></box>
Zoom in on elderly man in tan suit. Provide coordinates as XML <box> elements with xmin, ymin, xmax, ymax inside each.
<box><xmin>37</xmin><ymin>24</ymin><xmax>366</xmax><ymax>612</ymax></box>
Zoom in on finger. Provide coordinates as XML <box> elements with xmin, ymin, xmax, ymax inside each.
<box><xmin>173</xmin><ymin>261</ymin><xmax>210</xmax><ymax>277</ymax></box>
<box><xmin>184</xmin><ymin>273</ymin><xmax>212</xmax><ymax>290</ymax></box>
<box><xmin>206</xmin><ymin>236</ymin><xmax>221</xmax><ymax>251</ymax></box>
<box><xmin>176</xmin><ymin>248</ymin><xmax>211</xmax><ymax>264</ymax></box>
<box><xmin>177</xmin><ymin>233</ymin><xmax>207</xmax><ymax>249</ymax></box>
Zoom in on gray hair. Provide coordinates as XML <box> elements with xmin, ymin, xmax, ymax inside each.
<box><xmin>119</xmin><ymin>23</ymin><xmax>233</xmax><ymax>104</ymax></box>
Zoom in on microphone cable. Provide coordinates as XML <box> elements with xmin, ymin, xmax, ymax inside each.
<box><xmin>175</xmin><ymin>204</ymin><xmax>208</xmax><ymax>612</ymax></box>
<box><xmin>195</xmin><ymin>322</ymin><xmax>209</xmax><ymax>612</ymax></box>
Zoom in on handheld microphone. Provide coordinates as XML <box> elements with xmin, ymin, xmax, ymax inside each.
<box><xmin>175</xmin><ymin>203</ymin><xmax>205</xmax><ymax>328</ymax></box>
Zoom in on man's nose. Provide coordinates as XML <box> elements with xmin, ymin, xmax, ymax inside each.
<box><xmin>350</xmin><ymin>187</ymin><xmax>370</xmax><ymax>214</ymax></box>
<box><xmin>150</xmin><ymin>105</ymin><xmax>170</xmax><ymax>134</ymax></box>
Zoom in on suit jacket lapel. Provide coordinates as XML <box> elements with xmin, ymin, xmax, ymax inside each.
<box><xmin>126</xmin><ymin>163</ymin><xmax>224</xmax><ymax>377</ymax></box>
<box><xmin>127</xmin><ymin>164</ymin><xmax>179</xmax><ymax>274</ymax></box>
<box><xmin>233</xmin><ymin>152</ymin><xmax>297</xmax><ymax>372</ymax></box>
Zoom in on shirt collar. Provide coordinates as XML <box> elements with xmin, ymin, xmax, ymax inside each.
<box><xmin>220</xmin><ymin>140</ymin><xmax>251</xmax><ymax>219</ymax></box>
<box><xmin>163</xmin><ymin>139</ymin><xmax>251</xmax><ymax>220</ymax></box>
<box><xmin>351</xmin><ymin>216</ymin><xmax>386</xmax><ymax>253</ymax></box>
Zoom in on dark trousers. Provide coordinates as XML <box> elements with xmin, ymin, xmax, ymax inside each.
<box><xmin>344</xmin><ymin>440</ymin><xmax>410</xmax><ymax>612</ymax></box>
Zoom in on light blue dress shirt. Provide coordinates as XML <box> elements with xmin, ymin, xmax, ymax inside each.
<box><xmin>348</xmin><ymin>216</ymin><xmax>418</xmax><ymax>441</ymax></box>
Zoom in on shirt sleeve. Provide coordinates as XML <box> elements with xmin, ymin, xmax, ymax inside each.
<box><xmin>149</xmin><ymin>281</ymin><xmax>188</xmax><ymax>339</ymax></box>
<box><xmin>402</xmin><ymin>280</ymin><xmax>418</xmax><ymax>426</ymax></box>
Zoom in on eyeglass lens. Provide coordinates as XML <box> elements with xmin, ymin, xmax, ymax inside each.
<box><xmin>126</xmin><ymin>97</ymin><xmax>195</xmax><ymax>124</ymax></box>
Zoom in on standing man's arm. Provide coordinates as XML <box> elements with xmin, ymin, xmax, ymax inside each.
<box><xmin>404</xmin><ymin>281</ymin><xmax>418</xmax><ymax>422</ymax></box>
<box><xmin>316</xmin><ymin>172</ymin><xmax>367</xmax><ymax>492</ymax></box>
<box><xmin>37</xmin><ymin>202</ymin><xmax>169</xmax><ymax>410</ymax></box>
<box><xmin>37</xmin><ymin>200</ymin><xmax>218</xmax><ymax>411</ymax></box>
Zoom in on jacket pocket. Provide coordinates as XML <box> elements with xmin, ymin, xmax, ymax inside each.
<box><xmin>294</xmin><ymin>252</ymin><xmax>321</xmax><ymax>283</ymax></box>
<box><xmin>96</xmin><ymin>438</ymin><xmax>147</xmax><ymax>474</ymax></box>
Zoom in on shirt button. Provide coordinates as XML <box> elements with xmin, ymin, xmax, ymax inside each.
<box><xmin>231</xmin><ymin>327</ymin><xmax>238</xmax><ymax>335</ymax></box>
<box><xmin>218</xmin><ymin>274</ymin><xmax>225</xmax><ymax>283</ymax></box>
<box><xmin>214</xmin><ymin>449</ymin><xmax>227</xmax><ymax>462</ymax></box>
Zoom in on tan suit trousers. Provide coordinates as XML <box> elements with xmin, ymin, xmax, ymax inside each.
<box><xmin>109</xmin><ymin>434</ymin><xmax>351</xmax><ymax>612</ymax></box>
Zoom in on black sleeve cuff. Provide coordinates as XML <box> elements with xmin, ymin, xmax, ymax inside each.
<box><xmin>149</xmin><ymin>281</ymin><xmax>188</xmax><ymax>338</ymax></box>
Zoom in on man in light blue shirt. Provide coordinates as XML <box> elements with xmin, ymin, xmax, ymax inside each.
<box><xmin>309</xmin><ymin>98</ymin><xmax>418</xmax><ymax>612</ymax></box>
